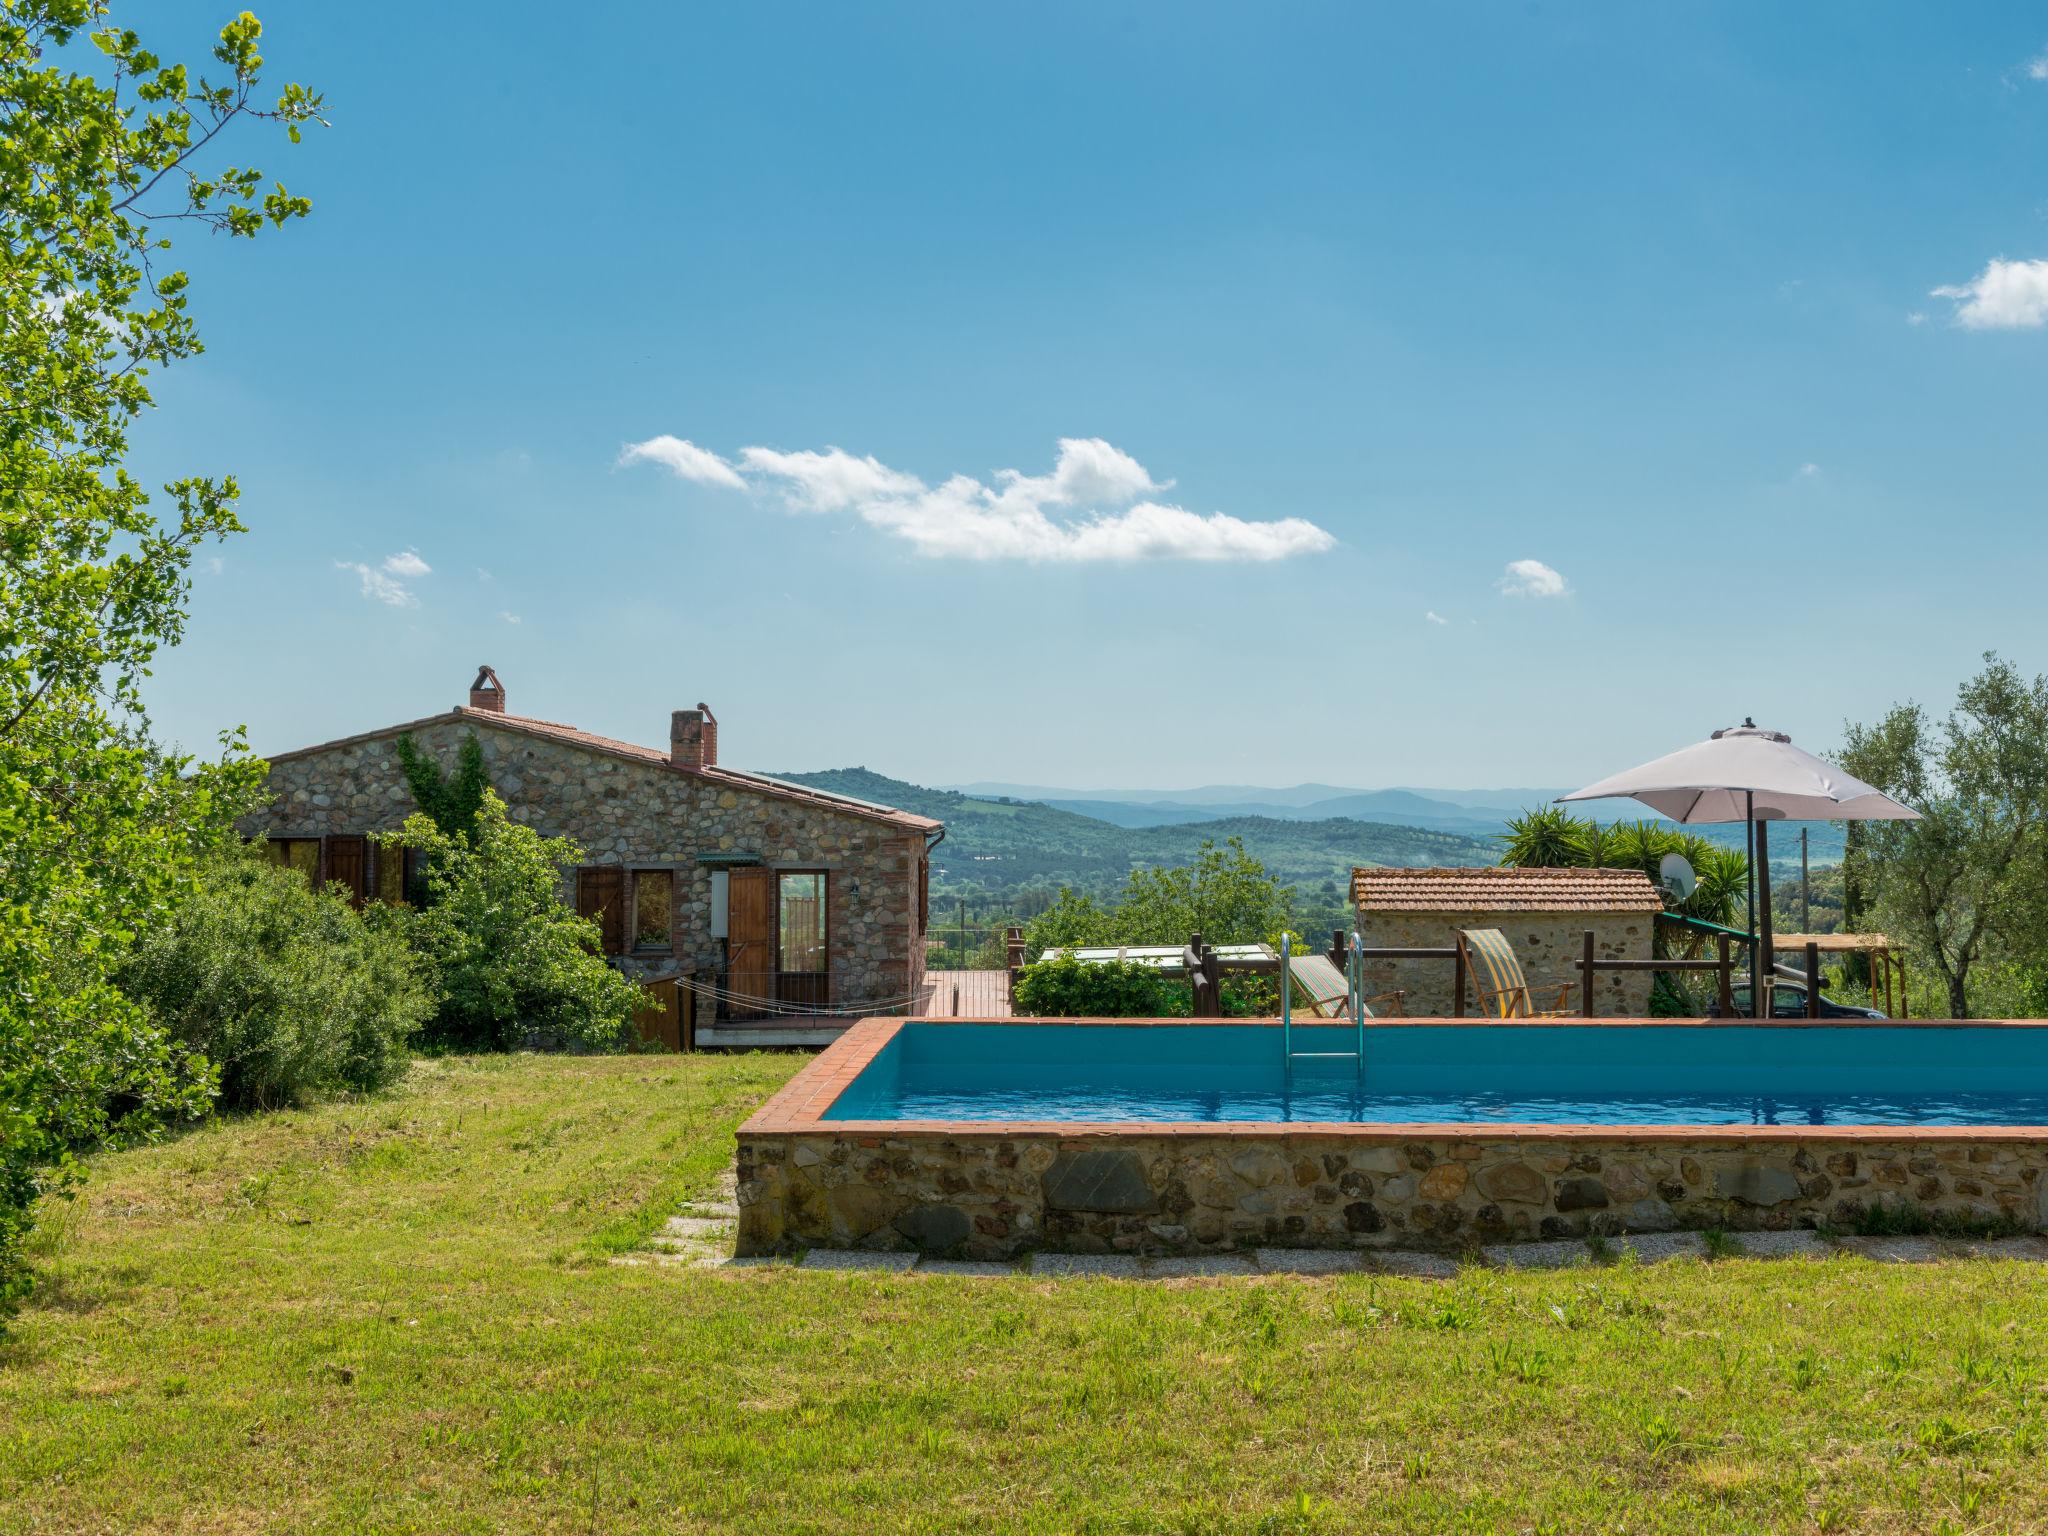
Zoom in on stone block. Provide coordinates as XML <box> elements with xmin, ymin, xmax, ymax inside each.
<box><xmin>1417</xmin><ymin>1164</ymin><xmax>1469</xmax><ymax>1201</ymax></box>
<box><xmin>893</xmin><ymin>1204</ymin><xmax>972</xmax><ymax>1252</ymax></box>
<box><xmin>1554</xmin><ymin>1176</ymin><xmax>1610</xmax><ymax>1212</ymax></box>
<box><xmin>1042</xmin><ymin>1148</ymin><xmax>1156</xmax><ymax>1214</ymax></box>
<box><xmin>1477</xmin><ymin>1162</ymin><xmax>1547</xmax><ymax>1205</ymax></box>
<box><xmin>1717</xmin><ymin>1163</ymin><xmax>1803</xmax><ymax>1207</ymax></box>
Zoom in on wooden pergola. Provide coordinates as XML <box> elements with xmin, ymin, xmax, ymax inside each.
<box><xmin>1770</xmin><ymin>932</ymin><xmax>1909</xmax><ymax>1018</ymax></box>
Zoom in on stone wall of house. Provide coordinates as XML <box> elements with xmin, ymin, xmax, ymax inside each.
<box><xmin>736</xmin><ymin>1126</ymin><xmax>2046</xmax><ymax>1258</ymax></box>
<box><xmin>1356</xmin><ymin>908</ymin><xmax>1655</xmax><ymax>1016</ymax></box>
<box><xmin>242</xmin><ymin>717</ymin><xmax>928</xmax><ymax>1009</ymax></box>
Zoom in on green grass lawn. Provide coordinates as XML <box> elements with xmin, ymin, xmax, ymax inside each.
<box><xmin>4</xmin><ymin>1054</ymin><xmax>2046</xmax><ymax>1534</ymax></box>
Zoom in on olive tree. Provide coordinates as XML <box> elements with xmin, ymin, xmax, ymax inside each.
<box><xmin>1839</xmin><ymin>654</ymin><xmax>2048</xmax><ymax>1019</ymax></box>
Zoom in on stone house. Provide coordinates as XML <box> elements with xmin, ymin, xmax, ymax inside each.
<box><xmin>1352</xmin><ymin>866</ymin><xmax>1662</xmax><ymax>1016</ymax></box>
<box><xmin>241</xmin><ymin>667</ymin><xmax>943</xmax><ymax>1020</ymax></box>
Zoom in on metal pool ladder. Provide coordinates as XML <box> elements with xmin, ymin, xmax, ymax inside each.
<box><xmin>1280</xmin><ymin>931</ymin><xmax>1369</xmax><ymax>1071</ymax></box>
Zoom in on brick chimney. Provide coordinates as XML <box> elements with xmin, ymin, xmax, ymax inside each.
<box><xmin>468</xmin><ymin>664</ymin><xmax>505</xmax><ymax>713</ymax></box>
<box><xmin>670</xmin><ymin>703</ymin><xmax>718</xmax><ymax>770</ymax></box>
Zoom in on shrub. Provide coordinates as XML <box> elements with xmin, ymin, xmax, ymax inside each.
<box><xmin>394</xmin><ymin>791</ymin><xmax>641</xmax><ymax>1052</ymax></box>
<box><xmin>1013</xmin><ymin>953</ymin><xmax>1190</xmax><ymax>1017</ymax></box>
<box><xmin>122</xmin><ymin>852</ymin><xmax>430</xmax><ymax>1111</ymax></box>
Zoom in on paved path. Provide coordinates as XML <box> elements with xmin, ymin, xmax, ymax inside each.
<box><xmin>621</xmin><ymin>1180</ymin><xmax>2048</xmax><ymax>1277</ymax></box>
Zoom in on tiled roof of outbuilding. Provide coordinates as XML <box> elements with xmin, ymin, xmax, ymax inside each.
<box><xmin>1351</xmin><ymin>865</ymin><xmax>1664</xmax><ymax>913</ymax></box>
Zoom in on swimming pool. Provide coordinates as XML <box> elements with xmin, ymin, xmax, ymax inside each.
<box><xmin>735</xmin><ymin>1017</ymin><xmax>2048</xmax><ymax>1259</ymax></box>
<box><xmin>822</xmin><ymin>1021</ymin><xmax>2048</xmax><ymax>1128</ymax></box>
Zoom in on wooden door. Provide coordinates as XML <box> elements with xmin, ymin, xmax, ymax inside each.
<box><xmin>726</xmin><ymin>867</ymin><xmax>776</xmax><ymax>1016</ymax></box>
<box><xmin>633</xmin><ymin>976</ymin><xmax>681</xmax><ymax>1052</ymax></box>
<box><xmin>324</xmin><ymin>835</ymin><xmax>367</xmax><ymax>908</ymax></box>
<box><xmin>576</xmin><ymin>867</ymin><xmax>625</xmax><ymax>956</ymax></box>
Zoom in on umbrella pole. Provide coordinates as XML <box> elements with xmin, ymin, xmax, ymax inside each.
<box><xmin>1754</xmin><ymin>817</ymin><xmax>1774</xmax><ymax>1019</ymax></box>
<box><xmin>1745</xmin><ymin>792</ymin><xmax>1759</xmax><ymax>1013</ymax></box>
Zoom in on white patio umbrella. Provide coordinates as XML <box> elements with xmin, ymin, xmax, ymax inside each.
<box><xmin>1558</xmin><ymin>721</ymin><xmax>1920</xmax><ymax>1017</ymax></box>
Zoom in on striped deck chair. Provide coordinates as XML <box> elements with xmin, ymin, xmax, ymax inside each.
<box><xmin>1455</xmin><ymin>928</ymin><xmax>1575</xmax><ymax>1018</ymax></box>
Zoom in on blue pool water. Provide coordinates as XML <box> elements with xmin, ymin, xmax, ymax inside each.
<box><xmin>821</xmin><ymin>1023</ymin><xmax>2048</xmax><ymax>1127</ymax></box>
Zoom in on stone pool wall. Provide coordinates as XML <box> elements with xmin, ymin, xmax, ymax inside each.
<box><xmin>735</xmin><ymin>1127</ymin><xmax>2048</xmax><ymax>1259</ymax></box>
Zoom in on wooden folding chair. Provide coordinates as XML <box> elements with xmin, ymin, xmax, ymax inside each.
<box><xmin>1455</xmin><ymin>928</ymin><xmax>1575</xmax><ymax>1018</ymax></box>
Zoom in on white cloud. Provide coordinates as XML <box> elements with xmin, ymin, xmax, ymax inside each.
<box><xmin>1906</xmin><ymin>311</ymin><xmax>1929</xmax><ymax>327</ymax></box>
<box><xmin>337</xmin><ymin>562</ymin><xmax>416</xmax><ymax>608</ymax></box>
<box><xmin>1425</xmin><ymin>610</ymin><xmax>1448</xmax><ymax>625</ymax></box>
<box><xmin>737</xmin><ymin>445</ymin><xmax>927</xmax><ymax>513</ymax></box>
<box><xmin>997</xmin><ymin>436</ymin><xmax>1166</xmax><ymax>507</ymax></box>
<box><xmin>1797</xmin><ymin>462</ymin><xmax>1820</xmax><ymax>478</ymax></box>
<box><xmin>1931</xmin><ymin>258</ymin><xmax>2048</xmax><ymax>330</ymax></box>
<box><xmin>2028</xmin><ymin>48</ymin><xmax>2048</xmax><ymax>81</ymax></box>
<box><xmin>203</xmin><ymin>555</ymin><xmax>224</xmax><ymax>576</ymax></box>
<box><xmin>336</xmin><ymin>549</ymin><xmax>432</xmax><ymax>608</ymax></box>
<box><xmin>1497</xmin><ymin>558</ymin><xmax>1569</xmax><ymax>598</ymax></box>
<box><xmin>624</xmin><ymin>435</ymin><xmax>1335</xmax><ymax>563</ymax></box>
<box><xmin>499</xmin><ymin>611</ymin><xmax>522</xmax><ymax>625</ymax></box>
<box><xmin>618</xmin><ymin>434</ymin><xmax>746</xmax><ymax>489</ymax></box>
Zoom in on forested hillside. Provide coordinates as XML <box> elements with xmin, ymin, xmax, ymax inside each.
<box><xmin>766</xmin><ymin>767</ymin><xmax>1499</xmax><ymax>906</ymax></box>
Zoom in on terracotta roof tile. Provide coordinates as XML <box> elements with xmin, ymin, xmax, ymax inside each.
<box><xmin>1351</xmin><ymin>865</ymin><xmax>1664</xmax><ymax>913</ymax></box>
<box><xmin>264</xmin><ymin>707</ymin><xmax>941</xmax><ymax>834</ymax></box>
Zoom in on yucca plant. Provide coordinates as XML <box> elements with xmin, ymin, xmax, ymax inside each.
<box><xmin>1500</xmin><ymin>807</ymin><xmax>1748</xmax><ymax>927</ymax></box>
<box><xmin>1568</xmin><ymin>820</ymin><xmax>1622</xmax><ymax>869</ymax></box>
<box><xmin>1497</xmin><ymin>806</ymin><xmax>1580</xmax><ymax>868</ymax></box>
<box><xmin>1605</xmin><ymin>819</ymin><xmax>1677</xmax><ymax>875</ymax></box>
<box><xmin>1686</xmin><ymin>845</ymin><xmax>1750</xmax><ymax>928</ymax></box>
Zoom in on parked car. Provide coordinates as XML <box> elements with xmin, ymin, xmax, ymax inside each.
<box><xmin>1707</xmin><ymin>983</ymin><xmax>1886</xmax><ymax>1020</ymax></box>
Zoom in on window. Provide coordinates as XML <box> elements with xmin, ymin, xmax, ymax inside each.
<box><xmin>778</xmin><ymin>872</ymin><xmax>826</xmax><ymax>973</ymax></box>
<box><xmin>632</xmin><ymin>869</ymin><xmax>673</xmax><ymax>951</ymax></box>
<box><xmin>375</xmin><ymin>839</ymin><xmax>410</xmax><ymax>906</ymax></box>
<box><xmin>267</xmin><ymin>838</ymin><xmax>321</xmax><ymax>885</ymax></box>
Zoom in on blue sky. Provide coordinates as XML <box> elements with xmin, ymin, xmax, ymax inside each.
<box><xmin>136</xmin><ymin>2</ymin><xmax>2048</xmax><ymax>790</ymax></box>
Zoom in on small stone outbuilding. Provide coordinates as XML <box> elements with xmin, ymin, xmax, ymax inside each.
<box><xmin>239</xmin><ymin>667</ymin><xmax>942</xmax><ymax>1020</ymax></box>
<box><xmin>1352</xmin><ymin>866</ymin><xmax>1663</xmax><ymax>1016</ymax></box>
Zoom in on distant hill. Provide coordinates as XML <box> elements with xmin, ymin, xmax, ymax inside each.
<box><xmin>764</xmin><ymin>767</ymin><xmax>1503</xmax><ymax>904</ymax></box>
<box><xmin>937</xmin><ymin>777</ymin><xmax>1846</xmax><ymax>870</ymax></box>
<box><xmin>1041</xmin><ymin>790</ymin><xmax>1509</xmax><ymax>834</ymax></box>
<box><xmin>948</xmin><ymin>779</ymin><xmax>1569</xmax><ymax>813</ymax></box>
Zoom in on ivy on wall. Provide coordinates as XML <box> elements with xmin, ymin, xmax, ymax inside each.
<box><xmin>395</xmin><ymin>732</ymin><xmax>492</xmax><ymax>840</ymax></box>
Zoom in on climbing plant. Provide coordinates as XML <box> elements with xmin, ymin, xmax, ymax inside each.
<box><xmin>395</xmin><ymin>732</ymin><xmax>492</xmax><ymax>841</ymax></box>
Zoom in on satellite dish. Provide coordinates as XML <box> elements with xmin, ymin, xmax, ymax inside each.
<box><xmin>1659</xmin><ymin>852</ymin><xmax>1697</xmax><ymax>904</ymax></box>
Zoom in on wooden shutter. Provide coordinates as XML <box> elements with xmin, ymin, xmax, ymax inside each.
<box><xmin>577</xmin><ymin>866</ymin><xmax>625</xmax><ymax>956</ymax></box>
<box><xmin>325</xmin><ymin>835</ymin><xmax>368</xmax><ymax>908</ymax></box>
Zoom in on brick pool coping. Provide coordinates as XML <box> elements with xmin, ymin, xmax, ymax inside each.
<box><xmin>738</xmin><ymin>1014</ymin><xmax>2048</xmax><ymax>1143</ymax></box>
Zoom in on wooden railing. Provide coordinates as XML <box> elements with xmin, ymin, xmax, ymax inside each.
<box><xmin>1569</xmin><ymin>929</ymin><xmax>1821</xmax><ymax>1019</ymax></box>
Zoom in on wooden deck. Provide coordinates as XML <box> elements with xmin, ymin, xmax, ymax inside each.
<box><xmin>913</xmin><ymin>969</ymin><xmax>1015</xmax><ymax>1019</ymax></box>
